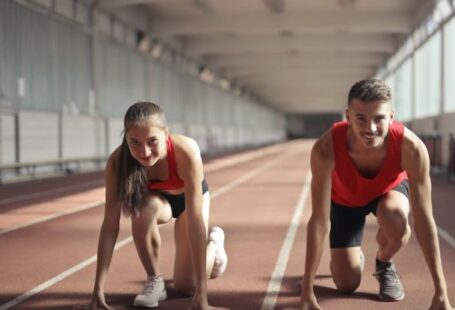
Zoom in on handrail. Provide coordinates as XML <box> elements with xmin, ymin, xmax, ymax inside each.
<box><xmin>449</xmin><ymin>133</ymin><xmax>455</xmax><ymax>181</ymax></box>
<box><xmin>419</xmin><ymin>133</ymin><xmax>442</xmax><ymax>171</ymax></box>
<box><xmin>0</xmin><ymin>156</ymin><xmax>107</xmax><ymax>170</ymax></box>
<box><xmin>0</xmin><ymin>156</ymin><xmax>107</xmax><ymax>184</ymax></box>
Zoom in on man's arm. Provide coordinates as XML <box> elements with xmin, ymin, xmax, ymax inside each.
<box><xmin>402</xmin><ymin>129</ymin><xmax>453</xmax><ymax>309</ymax></box>
<box><xmin>300</xmin><ymin>132</ymin><xmax>334</xmax><ymax>309</ymax></box>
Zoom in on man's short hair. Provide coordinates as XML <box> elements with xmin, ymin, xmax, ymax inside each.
<box><xmin>348</xmin><ymin>79</ymin><xmax>392</xmax><ymax>105</ymax></box>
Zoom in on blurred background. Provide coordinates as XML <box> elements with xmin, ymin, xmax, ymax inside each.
<box><xmin>1</xmin><ymin>0</ymin><xmax>454</xmax><ymax>183</ymax></box>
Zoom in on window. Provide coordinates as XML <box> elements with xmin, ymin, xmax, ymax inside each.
<box><xmin>394</xmin><ymin>60</ymin><xmax>412</xmax><ymax>121</ymax></box>
<box><xmin>414</xmin><ymin>31</ymin><xmax>442</xmax><ymax>118</ymax></box>
<box><xmin>444</xmin><ymin>17</ymin><xmax>455</xmax><ymax>111</ymax></box>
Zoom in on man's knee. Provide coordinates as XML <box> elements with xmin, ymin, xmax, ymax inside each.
<box><xmin>333</xmin><ymin>274</ymin><xmax>361</xmax><ymax>294</ymax></box>
<box><xmin>330</xmin><ymin>259</ymin><xmax>362</xmax><ymax>294</ymax></box>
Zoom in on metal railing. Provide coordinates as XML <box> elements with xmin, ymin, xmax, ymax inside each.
<box><xmin>0</xmin><ymin>156</ymin><xmax>107</xmax><ymax>184</ymax></box>
<box><xmin>449</xmin><ymin>133</ymin><xmax>455</xmax><ymax>181</ymax></box>
<box><xmin>420</xmin><ymin>133</ymin><xmax>443</xmax><ymax>173</ymax></box>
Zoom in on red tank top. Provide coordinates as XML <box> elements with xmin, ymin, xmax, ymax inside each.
<box><xmin>148</xmin><ymin>136</ymin><xmax>185</xmax><ymax>191</ymax></box>
<box><xmin>331</xmin><ymin>121</ymin><xmax>407</xmax><ymax>207</ymax></box>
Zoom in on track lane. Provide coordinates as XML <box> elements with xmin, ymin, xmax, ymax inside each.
<box><xmin>1</xmin><ymin>141</ymin><xmax>311</xmax><ymax>309</ymax></box>
<box><xmin>276</xmin><ymin>177</ymin><xmax>455</xmax><ymax>310</ymax></box>
<box><xmin>2</xmin><ymin>140</ymin><xmax>454</xmax><ymax>310</ymax></box>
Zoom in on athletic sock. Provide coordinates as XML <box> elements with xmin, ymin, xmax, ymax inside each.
<box><xmin>376</xmin><ymin>258</ymin><xmax>392</xmax><ymax>269</ymax></box>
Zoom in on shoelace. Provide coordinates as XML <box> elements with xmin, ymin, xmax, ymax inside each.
<box><xmin>373</xmin><ymin>268</ymin><xmax>402</xmax><ymax>284</ymax></box>
<box><xmin>141</xmin><ymin>278</ymin><xmax>160</xmax><ymax>294</ymax></box>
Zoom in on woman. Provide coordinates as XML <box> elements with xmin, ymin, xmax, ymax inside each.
<box><xmin>89</xmin><ymin>102</ymin><xmax>228</xmax><ymax>309</ymax></box>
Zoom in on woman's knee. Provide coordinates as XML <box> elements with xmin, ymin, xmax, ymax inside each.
<box><xmin>144</xmin><ymin>195</ymin><xmax>166</xmax><ymax>215</ymax></box>
<box><xmin>134</xmin><ymin>195</ymin><xmax>167</xmax><ymax>223</ymax></box>
<box><xmin>173</xmin><ymin>277</ymin><xmax>195</xmax><ymax>296</ymax></box>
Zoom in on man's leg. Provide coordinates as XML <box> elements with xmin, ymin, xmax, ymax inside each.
<box><xmin>376</xmin><ymin>190</ymin><xmax>411</xmax><ymax>262</ymax></box>
<box><xmin>330</xmin><ymin>202</ymin><xmax>368</xmax><ymax>293</ymax></box>
<box><xmin>330</xmin><ymin>247</ymin><xmax>364</xmax><ymax>293</ymax></box>
<box><xmin>374</xmin><ymin>189</ymin><xmax>410</xmax><ymax>301</ymax></box>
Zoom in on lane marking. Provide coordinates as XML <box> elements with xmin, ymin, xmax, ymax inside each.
<box><xmin>438</xmin><ymin>227</ymin><xmax>455</xmax><ymax>249</ymax></box>
<box><xmin>260</xmin><ymin>172</ymin><xmax>312</xmax><ymax>310</ymax></box>
<box><xmin>0</xmin><ymin>236</ymin><xmax>133</xmax><ymax>310</ymax></box>
<box><xmin>0</xmin><ymin>201</ymin><xmax>104</xmax><ymax>236</ymax></box>
<box><xmin>0</xmin><ymin>146</ymin><xmax>301</xmax><ymax>309</ymax></box>
<box><xmin>210</xmin><ymin>149</ymin><xmax>297</xmax><ymax>198</ymax></box>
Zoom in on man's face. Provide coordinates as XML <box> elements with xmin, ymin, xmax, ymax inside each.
<box><xmin>346</xmin><ymin>99</ymin><xmax>394</xmax><ymax>148</ymax></box>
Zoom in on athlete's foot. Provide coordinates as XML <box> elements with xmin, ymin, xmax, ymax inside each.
<box><xmin>209</xmin><ymin>226</ymin><xmax>228</xmax><ymax>279</ymax></box>
<box><xmin>133</xmin><ymin>275</ymin><xmax>167</xmax><ymax>308</ymax></box>
<box><xmin>373</xmin><ymin>260</ymin><xmax>404</xmax><ymax>301</ymax></box>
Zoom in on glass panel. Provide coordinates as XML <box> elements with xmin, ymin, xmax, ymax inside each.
<box><xmin>414</xmin><ymin>31</ymin><xmax>442</xmax><ymax>118</ymax></box>
<box><xmin>444</xmin><ymin>17</ymin><xmax>455</xmax><ymax>111</ymax></box>
<box><xmin>394</xmin><ymin>60</ymin><xmax>413</xmax><ymax>121</ymax></box>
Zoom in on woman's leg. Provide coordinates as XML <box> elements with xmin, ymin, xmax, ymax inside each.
<box><xmin>172</xmin><ymin>192</ymin><xmax>217</xmax><ymax>295</ymax></box>
<box><xmin>131</xmin><ymin>193</ymin><xmax>173</xmax><ymax>276</ymax></box>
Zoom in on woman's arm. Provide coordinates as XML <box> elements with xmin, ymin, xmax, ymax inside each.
<box><xmin>177</xmin><ymin>136</ymin><xmax>209</xmax><ymax>308</ymax></box>
<box><xmin>90</xmin><ymin>153</ymin><xmax>122</xmax><ymax>309</ymax></box>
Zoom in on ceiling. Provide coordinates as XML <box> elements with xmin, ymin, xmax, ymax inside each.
<box><xmin>96</xmin><ymin>0</ymin><xmax>433</xmax><ymax>114</ymax></box>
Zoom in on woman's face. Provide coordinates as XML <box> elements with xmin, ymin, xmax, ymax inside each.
<box><xmin>126</xmin><ymin>118</ymin><xmax>168</xmax><ymax>167</ymax></box>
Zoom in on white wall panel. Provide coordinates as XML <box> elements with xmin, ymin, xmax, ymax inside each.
<box><xmin>62</xmin><ymin>115</ymin><xmax>105</xmax><ymax>158</ymax></box>
<box><xmin>18</xmin><ymin>111</ymin><xmax>59</xmax><ymax>162</ymax></box>
<box><xmin>169</xmin><ymin>121</ymin><xmax>185</xmax><ymax>135</ymax></box>
<box><xmin>0</xmin><ymin>113</ymin><xmax>16</xmax><ymax>164</ymax></box>
<box><xmin>108</xmin><ymin>118</ymin><xmax>123</xmax><ymax>154</ymax></box>
<box><xmin>188</xmin><ymin>124</ymin><xmax>208</xmax><ymax>153</ymax></box>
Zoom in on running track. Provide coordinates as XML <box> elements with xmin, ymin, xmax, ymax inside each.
<box><xmin>0</xmin><ymin>140</ymin><xmax>454</xmax><ymax>310</ymax></box>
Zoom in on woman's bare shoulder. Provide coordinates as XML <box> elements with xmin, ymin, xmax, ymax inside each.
<box><xmin>106</xmin><ymin>146</ymin><xmax>121</xmax><ymax>174</ymax></box>
<box><xmin>170</xmin><ymin>134</ymin><xmax>201</xmax><ymax>158</ymax></box>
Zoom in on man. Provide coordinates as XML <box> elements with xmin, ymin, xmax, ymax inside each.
<box><xmin>298</xmin><ymin>79</ymin><xmax>453</xmax><ymax>310</ymax></box>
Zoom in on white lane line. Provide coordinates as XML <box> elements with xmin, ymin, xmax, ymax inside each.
<box><xmin>0</xmin><ymin>180</ymin><xmax>103</xmax><ymax>205</ymax></box>
<box><xmin>210</xmin><ymin>149</ymin><xmax>296</xmax><ymax>198</ymax></box>
<box><xmin>438</xmin><ymin>227</ymin><xmax>455</xmax><ymax>248</ymax></box>
<box><xmin>0</xmin><ymin>146</ymin><xmax>300</xmax><ymax>309</ymax></box>
<box><xmin>0</xmin><ymin>236</ymin><xmax>133</xmax><ymax>310</ymax></box>
<box><xmin>260</xmin><ymin>172</ymin><xmax>312</xmax><ymax>310</ymax></box>
<box><xmin>0</xmin><ymin>201</ymin><xmax>104</xmax><ymax>236</ymax></box>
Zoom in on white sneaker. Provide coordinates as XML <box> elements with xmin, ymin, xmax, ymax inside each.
<box><xmin>133</xmin><ymin>275</ymin><xmax>167</xmax><ymax>308</ymax></box>
<box><xmin>209</xmin><ymin>226</ymin><xmax>228</xmax><ymax>279</ymax></box>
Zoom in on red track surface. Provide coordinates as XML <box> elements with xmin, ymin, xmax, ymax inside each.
<box><xmin>0</xmin><ymin>140</ymin><xmax>454</xmax><ymax>310</ymax></box>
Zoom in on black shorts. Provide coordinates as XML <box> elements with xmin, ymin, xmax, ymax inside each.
<box><xmin>330</xmin><ymin>179</ymin><xmax>409</xmax><ymax>248</ymax></box>
<box><xmin>160</xmin><ymin>179</ymin><xmax>209</xmax><ymax>218</ymax></box>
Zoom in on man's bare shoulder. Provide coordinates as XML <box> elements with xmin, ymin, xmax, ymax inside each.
<box><xmin>312</xmin><ymin>128</ymin><xmax>334</xmax><ymax>162</ymax></box>
<box><xmin>401</xmin><ymin>127</ymin><xmax>430</xmax><ymax>171</ymax></box>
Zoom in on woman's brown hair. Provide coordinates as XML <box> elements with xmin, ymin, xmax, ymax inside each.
<box><xmin>117</xmin><ymin>101</ymin><xmax>167</xmax><ymax>216</ymax></box>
